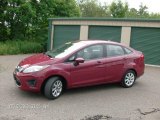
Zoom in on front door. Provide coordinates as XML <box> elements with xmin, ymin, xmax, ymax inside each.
<box><xmin>70</xmin><ymin>44</ymin><xmax>106</xmax><ymax>87</ymax></box>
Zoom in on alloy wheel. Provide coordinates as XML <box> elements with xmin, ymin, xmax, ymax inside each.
<box><xmin>124</xmin><ymin>72</ymin><xmax>135</xmax><ymax>86</ymax></box>
<box><xmin>51</xmin><ymin>80</ymin><xmax>63</xmax><ymax>97</ymax></box>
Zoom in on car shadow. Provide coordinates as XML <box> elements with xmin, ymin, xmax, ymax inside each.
<box><xmin>64</xmin><ymin>83</ymin><xmax>122</xmax><ymax>95</ymax></box>
<box><xmin>15</xmin><ymin>82</ymin><xmax>142</xmax><ymax>100</ymax></box>
<box><xmin>15</xmin><ymin>83</ymin><xmax>120</xmax><ymax>100</ymax></box>
<box><xmin>63</xmin><ymin>81</ymin><xmax>143</xmax><ymax>96</ymax></box>
<box><xmin>16</xmin><ymin>89</ymin><xmax>46</xmax><ymax>100</ymax></box>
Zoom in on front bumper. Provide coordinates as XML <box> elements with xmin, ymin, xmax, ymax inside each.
<box><xmin>13</xmin><ymin>71</ymin><xmax>45</xmax><ymax>92</ymax></box>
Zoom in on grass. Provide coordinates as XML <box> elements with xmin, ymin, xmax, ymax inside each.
<box><xmin>0</xmin><ymin>40</ymin><xmax>45</xmax><ymax>55</ymax></box>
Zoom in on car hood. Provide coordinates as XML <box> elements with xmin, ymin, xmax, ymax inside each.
<box><xmin>19</xmin><ymin>53</ymin><xmax>59</xmax><ymax>66</ymax></box>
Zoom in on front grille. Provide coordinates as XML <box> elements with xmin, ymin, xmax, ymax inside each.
<box><xmin>28</xmin><ymin>80</ymin><xmax>36</xmax><ymax>87</ymax></box>
<box><xmin>13</xmin><ymin>74</ymin><xmax>21</xmax><ymax>86</ymax></box>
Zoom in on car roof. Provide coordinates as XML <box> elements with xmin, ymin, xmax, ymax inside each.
<box><xmin>74</xmin><ymin>40</ymin><xmax>122</xmax><ymax>46</ymax></box>
<box><xmin>72</xmin><ymin>40</ymin><xmax>134</xmax><ymax>51</ymax></box>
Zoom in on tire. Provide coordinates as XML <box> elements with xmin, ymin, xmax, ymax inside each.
<box><xmin>44</xmin><ymin>77</ymin><xmax>63</xmax><ymax>99</ymax></box>
<box><xmin>121</xmin><ymin>70</ymin><xmax>136</xmax><ymax>88</ymax></box>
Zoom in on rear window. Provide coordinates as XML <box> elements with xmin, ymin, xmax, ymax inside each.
<box><xmin>124</xmin><ymin>47</ymin><xmax>133</xmax><ymax>54</ymax></box>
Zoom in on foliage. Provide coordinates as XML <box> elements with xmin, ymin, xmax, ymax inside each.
<box><xmin>78</xmin><ymin>0</ymin><xmax>160</xmax><ymax>18</ymax></box>
<box><xmin>149</xmin><ymin>13</ymin><xmax>160</xmax><ymax>18</ymax></box>
<box><xmin>0</xmin><ymin>0</ymin><xmax>80</xmax><ymax>42</ymax></box>
<box><xmin>138</xmin><ymin>3</ymin><xmax>149</xmax><ymax>17</ymax></box>
<box><xmin>79</xmin><ymin>0</ymin><xmax>110</xmax><ymax>17</ymax></box>
<box><xmin>109</xmin><ymin>0</ymin><xmax>128</xmax><ymax>18</ymax></box>
<box><xmin>126</xmin><ymin>8</ymin><xmax>139</xmax><ymax>18</ymax></box>
<box><xmin>0</xmin><ymin>0</ymin><xmax>9</xmax><ymax>41</ymax></box>
<box><xmin>0</xmin><ymin>40</ymin><xmax>44</xmax><ymax>55</ymax></box>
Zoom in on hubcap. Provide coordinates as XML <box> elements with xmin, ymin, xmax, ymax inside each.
<box><xmin>51</xmin><ymin>80</ymin><xmax>62</xmax><ymax>97</ymax></box>
<box><xmin>125</xmin><ymin>72</ymin><xmax>135</xmax><ymax>86</ymax></box>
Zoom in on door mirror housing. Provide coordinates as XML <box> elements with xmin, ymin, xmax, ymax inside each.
<box><xmin>74</xmin><ymin>58</ymin><xmax>85</xmax><ymax>66</ymax></box>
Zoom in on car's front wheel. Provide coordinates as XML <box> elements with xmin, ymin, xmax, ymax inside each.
<box><xmin>121</xmin><ymin>70</ymin><xmax>136</xmax><ymax>88</ymax></box>
<box><xmin>44</xmin><ymin>77</ymin><xmax>63</xmax><ymax>99</ymax></box>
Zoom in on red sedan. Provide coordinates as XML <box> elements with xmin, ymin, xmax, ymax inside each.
<box><xmin>13</xmin><ymin>40</ymin><xmax>144</xmax><ymax>99</ymax></box>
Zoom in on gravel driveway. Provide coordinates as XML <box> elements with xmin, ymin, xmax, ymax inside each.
<box><xmin>0</xmin><ymin>54</ymin><xmax>160</xmax><ymax>120</ymax></box>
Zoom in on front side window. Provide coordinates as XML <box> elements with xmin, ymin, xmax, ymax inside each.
<box><xmin>69</xmin><ymin>44</ymin><xmax>103</xmax><ymax>61</ymax></box>
<box><xmin>106</xmin><ymin>44</ymin><xmax>124</xmax><ymax>57</ymax></box>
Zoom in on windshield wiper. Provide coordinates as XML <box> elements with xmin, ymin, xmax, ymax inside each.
<box><xmin>44</xmin><ymin>52</ymin><xmax>53</xmax><ymax>58</ymax></box>
<box><xmin>47</xmin><ymin>54</ymin><xmax>52</xmax><ymax>58</ymax></box>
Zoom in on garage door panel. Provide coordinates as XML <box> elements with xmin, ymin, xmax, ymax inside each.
<box><xmin>53</xmin><ymin>25</ymin><xmax>80</xmax><ymax>48</ymax></box>
<box><xmin>131</xmin><ymin>27</ymin><xmax>160</xmax><ymax>65</ymax></box>
<box><xmin>88</xmin><ymin>26</ymin><xmax>121</xmax><ymax>42</ymax></box>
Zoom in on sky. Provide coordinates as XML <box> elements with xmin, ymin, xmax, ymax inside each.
<box><xmin>99</xmin><ymin>0</ymin><xmax>160</xmax><ymax>13</ymax></box>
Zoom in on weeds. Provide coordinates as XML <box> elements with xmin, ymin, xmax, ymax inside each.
<box><xmin>0</xmin><ymin>40</ymin><xmax>45</xmax><ymax>55</ymax></box>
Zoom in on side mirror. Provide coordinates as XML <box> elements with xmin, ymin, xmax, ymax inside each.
<box><xmin>74</xmin><ymin>58</ymin><xmax>85</xmax><ymax>66</ymax></box>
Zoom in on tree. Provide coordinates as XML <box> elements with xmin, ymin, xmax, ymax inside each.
<box><xmin>126</xmin><ymin>8</ymin><xmax>138</xmax><ymax>18</ymax></box>
<box><xmin>109</xmin><ymin>0</ymin><xmax>128</xmax><ymax>18</ymax></box>
<box><xmin>0</xmin><ymin>0</ymin><xmax>36</xmax><ymax>40</ymax></box>
<box><xmin>78</xmin><ymin>0</ymin><xmax>159</xmax><ymax>18</ymax></box>
<box><xmin>125</xmin><ymin>3</ymin><xmax>150</xmax><ymax>18</ymax></box>
<box><xmin>0</xmin><ymin>0</ymin><xmax>80</xmax><ymax>41</ymax></box>
<box><xmin>0</xmin><ymin>0</ymin><xmax>8</xmax><ymax>41</ymax></box>
<box><xmin>138</xmin><ymin>3</ymin><xmax>149</xmax><ymax>17</ymax></box>
<box><xmin>149</xmin><ymin>13</ymin><xmax>160</xmax><ymax>18</ymax></box>
<box><xmin>79</xmin><ymin>0</ymin><xmax>110</xmax><ymax>17</ymax></box>
<box><xmin>31</xmin><ymin>0</ymin><xmax>80</xmax><ymax>43</ymax></box>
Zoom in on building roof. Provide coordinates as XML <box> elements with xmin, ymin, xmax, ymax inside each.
<box><xmin>48</xmin><ymin>17</ymin><xmax>160</xmax><ymax>22</ymax></box>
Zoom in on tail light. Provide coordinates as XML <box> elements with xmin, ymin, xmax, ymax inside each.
<box><xmin>138</xmin><ymin>53</ymin><xmax>145</xmax><ymax>67</ymax></box>
<box><xmin>140</xmin><ymin>54</ymin><xmax>144</xmax><ymax>61</ymax></box>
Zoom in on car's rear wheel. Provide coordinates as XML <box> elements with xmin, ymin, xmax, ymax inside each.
<box><xmin>121</xmin><ymin>70</ymin><xmax>136</xmax><ymax>88</ymax></box>
<box><xmin>44</xmin><ymin>77</ymin><xmax>63</xmax><ymax>99</ymax></box>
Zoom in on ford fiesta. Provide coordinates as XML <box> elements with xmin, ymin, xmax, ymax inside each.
<box><xmin>13</xmin><ymin>40</ymin><xmax>144</xmax><ymax>99</ymax></box>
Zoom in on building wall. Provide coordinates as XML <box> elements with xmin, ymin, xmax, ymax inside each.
<box><xmin>48</xmin><ymin>18</ymin><xmax>160</xmax><ymax>65</ymax></box>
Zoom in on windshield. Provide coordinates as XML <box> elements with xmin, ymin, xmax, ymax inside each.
<box><xmin>45</xmin><ymin>41</ymin><xmax>86</xmax><ymax>58</ymax></box>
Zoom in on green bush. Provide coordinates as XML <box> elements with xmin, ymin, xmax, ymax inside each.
<box><xmin>0</xmin><ymin>40</ymin><xmax>45</xmax><ymax>55</ymax></box>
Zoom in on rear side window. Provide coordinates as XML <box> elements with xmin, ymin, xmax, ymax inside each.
<box><xmin>106</xmin><ymin>44</ymin><xmax>124</xmax><ymax>57</ymax></box>
<box><xmin>124</xmin><ymin>47</ymin><xmax>133</xmax><ymax>54</ymax></box>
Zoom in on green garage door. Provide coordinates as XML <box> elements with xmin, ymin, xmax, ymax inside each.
<box><xmin>53</xmin><ymin>25</ymin><xmax>80</xmax><ymax>48</ymax></box>
<box><xmin>88</xmin><ymin>26</ymin><xmax>122</xmax><ymax>42</ymax></box>
<box><xmin>130</xmin><ymin>27</ymin><xmax>160</xmax><ymax>65</ymax></box>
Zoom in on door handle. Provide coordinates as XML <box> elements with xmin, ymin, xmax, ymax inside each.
<box><xmin>123</xmin><ymin>57</ymin><xmax>127</xmax><ymax>60</ymax></box>
<box><xmin>96</xmin><ymin>61</ymin><xmax>104</xmax><ymax>68</ymax></box>
<box><xmin>97</xmin><ymin>61</ymin><xmax>103</xmax><ymax>64</ymax></box>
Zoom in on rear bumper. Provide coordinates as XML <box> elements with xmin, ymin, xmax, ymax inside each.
<box><xmin>137</xmin><ymin>64</ymin><xmax>145</xmax><ymax>78</ymax></box>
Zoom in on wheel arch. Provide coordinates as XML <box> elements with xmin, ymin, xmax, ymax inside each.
<box><xmin>120</xmin><ymin>68</ymin><xmax>137</xmax><ymax>88</ymax></box>
<box><xmin>40</xmin><ymin>75</ymin><xmax>68</xmax><ymax>94</ymax></box>
<box><xmin>124</xmin><ymin>68</ymin><xmax>137</xmax><ymax>78</ymax></box>
<box><xmin>128</xmin><ymin>68</ymin><xmax>137</xmax><ymax>77</ymax></box>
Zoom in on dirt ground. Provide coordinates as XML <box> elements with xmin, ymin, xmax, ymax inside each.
<box><xmin>0</xmin><ymin>54</ymin><xmax>160</xmax><ymax>120</ymax></box>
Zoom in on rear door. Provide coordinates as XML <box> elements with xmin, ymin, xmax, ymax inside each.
<box><xmin>104</xmin><ymin>44</ymin><xmax>126</xmax><ymax>82</ymax></box>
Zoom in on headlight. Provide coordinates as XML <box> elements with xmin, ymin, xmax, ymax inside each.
<box><xmin>23</xmin><ymin>65</ymin><xmax>50</xmax><ymax>73</ymax></box>
<box><xmin>16</xmin><ymin>64</ymin><xmax>29</xmax><ymax>72</ymax></box>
